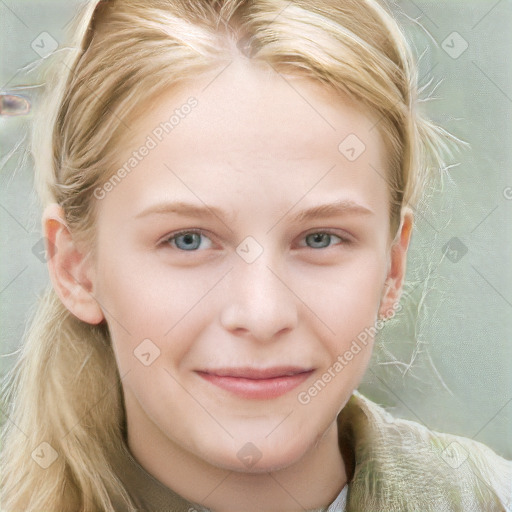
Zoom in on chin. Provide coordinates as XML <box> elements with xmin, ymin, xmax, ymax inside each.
<box><xmin>198</xmin><ymin>435</ymin><xmax>310</xmax><ymax>474</ymax></box>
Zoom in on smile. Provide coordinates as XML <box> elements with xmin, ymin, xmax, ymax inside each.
<box><xmin>195</xmin><ymin>366</ymin><xmax>314</xmax><ymax>400</ymax></box>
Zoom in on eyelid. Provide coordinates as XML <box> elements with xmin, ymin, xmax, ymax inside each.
<box><xmin>303</xmin><ymin>226</ymin><xmax>355</xmax><ymax>240</ymax></box>
<box><xmin>160</xmin><ymin>228</ymin><xmax>213</xmax><ymax>247</ymax></box>
<box><xmin>159</xmin><ymin>227</ymin><xmax>355</xmax><ymax>250</ymax></box>
<box><xmin>298</xmin><ymin>229</ymin><xmax>355</xmax><ymax>246</ymax></box>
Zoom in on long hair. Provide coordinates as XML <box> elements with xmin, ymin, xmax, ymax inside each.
<box><xmin>0</xmin><ymin>0</ymin><xmax>456</xmax><ymax>510</ymax></box>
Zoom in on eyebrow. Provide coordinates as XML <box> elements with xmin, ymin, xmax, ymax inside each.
<box><xmin>134</xmin><ymin>199</ymin><xmax>374</xmax><ymax>223</ymax></box>
<box><xmin>289</xmin><ymin>199</ymin><xmax>374</xmax><ymax>223</ymax></box>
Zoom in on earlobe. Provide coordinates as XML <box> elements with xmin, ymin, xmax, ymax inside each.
<box><xmin>42</xmin><ymin>203</ymin><xmax>105</xmax><ymax>325</ymax></box>
<box><xmin>378</xmin><ymin>208</ymin><xmax>414</xmax><ymax>319</ymax></box>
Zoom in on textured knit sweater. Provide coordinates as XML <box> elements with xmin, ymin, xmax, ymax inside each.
<box><xmin>107</xmin><ymin>390</ymin><xmax>512</xmax><ymax>511</ymax></box>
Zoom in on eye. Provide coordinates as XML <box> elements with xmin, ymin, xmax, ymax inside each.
<box><xmin>162</xmin><ymin>229</ymin><xmax>213</xmax><ymax>251</ymax></box>
<box><xmin>300</xmin><ymin>231</ymin><xmax>352</xmax><ymax>249</ymax></box>
<box><xmin>160</xmin><ymin>229</ymin><xmax>353</xmax><ymax>252</ymax></box>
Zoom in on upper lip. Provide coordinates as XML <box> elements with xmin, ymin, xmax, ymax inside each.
<box><xmin>197</xmin><ymin>366</ymin><xmax>314</xmax><ymax>379</ymax></box>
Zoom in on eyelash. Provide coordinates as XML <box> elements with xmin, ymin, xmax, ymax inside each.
<box><xmin>160</xmin><ymin>228</ymin><xmax>354</xmax><ymax>251</ymax></box>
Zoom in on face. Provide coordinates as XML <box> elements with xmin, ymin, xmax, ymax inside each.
<box><xmin>88</xmin><ymin>56</ymin><xmax>401</xmax><ymax>473</ymax></box>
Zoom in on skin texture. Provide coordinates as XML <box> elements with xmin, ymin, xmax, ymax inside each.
<box><xmin>44</xmin><ymin>56</ymin><xmax>413</xmax><ymax>512</ymax></box>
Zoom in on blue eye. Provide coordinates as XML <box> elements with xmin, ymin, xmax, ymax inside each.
<box><xmin>165</xmin><ymin>230</ymin><xmax>212</xmax><ymax>251</ymax></box>
<box><xmin>303</xmin><ymin>232</ymin><xmax>347</xmax><ymax>249</ymax></box>
<box><xmin>162</xmin><ymin>229</ymin><xmax>351</xmax><ymax>252</ymax></box>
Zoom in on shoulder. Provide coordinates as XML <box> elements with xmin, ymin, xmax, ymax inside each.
<box><xmin>339</xmin><ymin>391</ymin><xmax>512</xmax><ymax>511</ymax></box>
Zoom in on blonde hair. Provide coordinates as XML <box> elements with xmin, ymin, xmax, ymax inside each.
<box><xmin>0</xmin><ymin>0</ymin><xmax>456</xmax><ymax>510</ymax></box>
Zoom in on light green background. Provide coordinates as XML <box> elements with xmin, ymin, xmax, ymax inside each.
<box><xmin>1</xmin><ymin>0</ymin><xmax>511</xmax><ymax>461</ymax></box>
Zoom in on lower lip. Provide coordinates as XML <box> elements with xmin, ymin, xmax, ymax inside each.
<box><xmin>196</xmin><ymin>371</ymin><xmax>314</xmax><ymax>400</ymax></box>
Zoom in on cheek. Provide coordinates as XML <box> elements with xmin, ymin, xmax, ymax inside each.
<box><xmin>97</xmin><ymin>245</ymin><xmax>188</xmax><ymax>326</ymax></box>
<box><xmin>96</xmin><ymin>251</ymin><xmax>215</xmax><ymax>367</ymax></box>
<box><xmin>308</xmin><ymin>259</ymin><xmax>385</xmax><ymax>398</ymax></box>
<box><xmin>301</xmin><ymin>252</ymin><xmax>387</xmax><ymax>332</ymax></box>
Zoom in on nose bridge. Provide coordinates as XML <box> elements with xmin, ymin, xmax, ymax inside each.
<box><xmin>220</xmin><ymin>242</ymin><xmax>298</xmax><ymax>341</ymax></box>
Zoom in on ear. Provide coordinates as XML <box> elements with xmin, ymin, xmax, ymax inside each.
<box><xmin>42</xmin><ymin>203</ymin><xmax>105</xmax><ymax>325</ymax></box>
<box><xmin>378</xmin><ymin>207</ymin><xmax>414</xmax><ymax>320</ymax></box>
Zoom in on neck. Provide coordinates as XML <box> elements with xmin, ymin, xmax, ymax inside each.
<box><xmin>125</xmin><ymin>396</ymin><xmax>347</xmax><ymax>512</ymax></box>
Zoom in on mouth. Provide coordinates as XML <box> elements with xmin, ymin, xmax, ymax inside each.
<box><xmin>195</xmin><ymin>366</ymin><xmax>314</xmax><ymax>400</ymax></box>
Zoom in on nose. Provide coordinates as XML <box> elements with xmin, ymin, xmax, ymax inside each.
<box><xmin>219</xmin><ymin>250</ymin><xmax>298</xmax><ymax>343</ymax></box>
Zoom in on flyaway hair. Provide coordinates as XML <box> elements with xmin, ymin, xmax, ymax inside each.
<box><xmin>0</xmin><ymin>1</ymin><xmax>458</xmax><ymax>510</ymax></box>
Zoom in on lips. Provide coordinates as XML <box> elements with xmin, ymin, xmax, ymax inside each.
<box><xmin>201</xmin><ymin>366</ymin><xmax>312</xmax><ymax>379</ymax></box>
<box><xmin>195</xmin><ymin>366</ymin><xmax>314</xmax><ymax>400</ymax></box>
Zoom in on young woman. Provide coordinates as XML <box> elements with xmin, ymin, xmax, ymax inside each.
<box><xmin>1</xmin><ymin>0</ymin><xmax>510</xmax><ymax>511</ymax></box>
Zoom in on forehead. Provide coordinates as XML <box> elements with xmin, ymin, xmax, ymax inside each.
<box><xmin>157</xmin><ymin>60</ymin><xmax>374</xmax><ymax>144</ymax></box>
<box><xmin>101</xmin><ymin>57</ymin><xmax>390</xmax><ymax>219</ymax></box>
